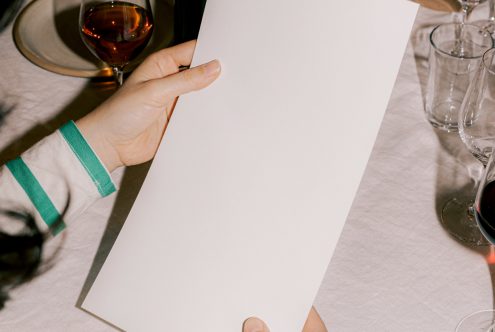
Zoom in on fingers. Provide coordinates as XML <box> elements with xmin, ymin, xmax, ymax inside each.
<box><xmin>164</xmin><ymin>40</ymin><xmax>198</xmax><ymax>66</ymax></box>
<box><xmin>243</xmin><ymin>317</ymin><xmax>270</xmax><ymax>332</ymax></box>
<box><xmin>147</xmin><ymin>59</ymin><xmax>221</xmax><ymax>100</ymax></box>
<box><xmin>242</xmin><ymin>307</ymin><xmax>327</xmax><ymax>332</ymax></box>
<box><xmin>302</xmin><ymin>307</ymin><xmax>327</xmax><ymax>332</ymax></box>
<box><xmin>126</xmin><ymin>40</ymin><xmax>198</xmax><ymax>85</ymax></box>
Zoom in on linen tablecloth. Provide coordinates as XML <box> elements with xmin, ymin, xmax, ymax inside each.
<box><xmin>0</xmin><ymin>3</ymin><xmax>492</xmax><ymax>331</ymax></box>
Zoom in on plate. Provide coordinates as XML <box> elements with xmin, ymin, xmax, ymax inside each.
<box><xmin>13</xmin><ymin>0</ymin><xmax>174</xmax><ymax>78</ymax></box>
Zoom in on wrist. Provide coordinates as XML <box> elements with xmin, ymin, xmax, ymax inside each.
<box><xmin>75</xmin><ymin>115</ymin><xmax>123</xmax><ymax>172</ymax></box>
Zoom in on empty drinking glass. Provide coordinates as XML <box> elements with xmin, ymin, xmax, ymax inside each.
<box><xmin>425</xmin><ymin>23</ymin><xmax>493</xmax><ymax>131</ymax></box>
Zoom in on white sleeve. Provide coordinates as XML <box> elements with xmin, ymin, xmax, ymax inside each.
<box><xmin>0</xmin><ymin>121</ymin><xmax>117</xmax><ymax>235</ymax></box>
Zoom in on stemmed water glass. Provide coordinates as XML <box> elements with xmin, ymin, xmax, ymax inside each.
<box><xmin>459</xmin><ymin>48</ymin><xmax>495</xmax><ymax>167</ymax></box>
<box><xmin>452</xmin><ymin>49</ymin><xmax>495</xmax><ymax>331</ymax></box>
<box><xmin>79</xmin><ymin>0</ymin><xmax>154</xmax><ymax>86</ymax></box>
<box><xmin>444</xmin><ymin>48</ymin><xmax>495</xmax><ymax>246</ymax></box>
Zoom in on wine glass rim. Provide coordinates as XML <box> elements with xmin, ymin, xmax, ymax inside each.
<box><xmin>430</xmin><ymin>23</ymin><xmax>494</xmax><ymax>60</ymax></box>
<box><xmin>455</xmin><ymin>309</ymin><xmax>495</xmax><ymax>331</ymax></box>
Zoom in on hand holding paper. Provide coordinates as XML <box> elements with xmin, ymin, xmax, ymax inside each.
<box><xmin>76</xmin><ymin>41</ymin><xmax>220</xmax><ymax>172</ymax></box>
<box><xmin>82</xmin><ymin>0</ymin><xmax>417</xmax><ymax>331</ymax></box>
<box><xmin>75</xmin><ymin>35</ymin><xmax>327</xmax><ymax>332</ymax></box>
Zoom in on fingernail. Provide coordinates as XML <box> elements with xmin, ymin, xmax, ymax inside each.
<box><xmin>202</xmin><ymin>59</ymin><xmax>221</xmax><ymax>77</ymax></box>
<box><xmin>243</xmin><ymin>317</ymin><xmax>268</xmax><ymax>332</ymax></box>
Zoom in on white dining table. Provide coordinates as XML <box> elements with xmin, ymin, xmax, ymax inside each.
<box><xmin>0</xmin><ymin>2</ymin><xmax>493</xmax><ymax>331</ymax></box>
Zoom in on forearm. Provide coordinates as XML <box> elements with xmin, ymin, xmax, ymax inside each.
<box><xmin>76</xmin><ymin>111</ymin><xmax>123</xmax><ymax>173</ymax></box>
<box><xmin>0</xmin><ymin>121</ymin><xmax>117</xmax><ymax>234</ymax></box>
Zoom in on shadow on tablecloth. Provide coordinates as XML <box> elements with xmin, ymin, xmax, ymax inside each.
<box><xmin>410</xmin><ymin>22</ymin><xmax>433</xmax><ymax>109</ymax></box>
<box><xmin>433</xmin><ymin>127</ymin><xmax>495</xmax><ymax>311</ymax></box>
<box><xmin>0</xmin><ymin>80</ymin><xmax>114</xmax><ymax>164</ymax></box>
<box><xmin>75</xmin><ymin>161</ymin><xmax>151</xmax><ymax>311</ymax></box>
<box><xmin>410</xmin><ymin>9</ymin><xmax>495</xmax><ymax>315</ymax></box>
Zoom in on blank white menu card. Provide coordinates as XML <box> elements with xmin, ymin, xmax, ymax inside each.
<box><xmin>83</xmin><ymin>0</ymin><xmax>417</xmax><ymax>330</ymax></box>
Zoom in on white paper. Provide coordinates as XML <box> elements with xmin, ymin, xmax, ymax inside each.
<box><xmin>82</xmin><ymin>1</ymin><xmax>417</xmax><ymax>331</ymax></box>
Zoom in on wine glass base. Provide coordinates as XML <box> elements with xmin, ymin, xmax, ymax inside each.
<box><xmin>456</xmin><ymin>309</ymin><xmax>495</xmax><ymax>332</ymax></box>
<box><xmin>441</xmin><ymin>197</ymin><xmax>489</xmax><ymax>246</ymax></box>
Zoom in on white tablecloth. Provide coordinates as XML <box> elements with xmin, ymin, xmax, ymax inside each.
<box><xmin>0</xmin><ymin>3</ymin><xmax>493</xmax><ymax>331</ymax></box>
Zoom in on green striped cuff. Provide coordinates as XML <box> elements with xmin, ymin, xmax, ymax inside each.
<box><xmin>6</xmin><ymin>157</ymin><xmax>65</xmax><ymax>235</ymax></box>
<box><xmin>59</xmin><ymin>121</ymin><xmax>116</xmax><ymax>197</ymax></box>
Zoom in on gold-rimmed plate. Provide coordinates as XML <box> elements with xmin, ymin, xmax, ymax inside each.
<box><xmin>13</xmin><ymin>0</ymin><xmax>174</xmax><ymax>78</ymax></box>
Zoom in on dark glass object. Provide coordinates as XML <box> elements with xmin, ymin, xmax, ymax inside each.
<box><xmin>0</xmin><ymin>210</ymin><xmax>43</xmax><ymax>310</ymax></box>
<box><xmin>173</xmin><ymin>0</ymin><xmax>206</xmax><ymax>44</ymax></box>
<box><xmin>0</xmin><ymin>0</ymin><xmax>24</xmax><ymax>32</ymax></box>
<box><xmin>476</xmin><ymin>180</ymin><xmax>495</xmax><ymax>243</ymax></box>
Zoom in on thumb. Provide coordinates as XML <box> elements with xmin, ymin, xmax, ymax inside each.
<box><xmin>151</xmin><ymin>59</ymin><xmax>221</xmax><ymax>100</ymax></box>
<box><xmin>243</xmin><ymin>317</ymin><xmax>270</xmax><ymax>332</ymax></box>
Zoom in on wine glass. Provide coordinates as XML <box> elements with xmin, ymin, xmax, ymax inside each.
<box><xmin>453</xmin><ymin>156</ymin><xmax>495</xmax><ymax>331</ymax></box>
<box><xmin>476</xmin><ymin>146</ymin><xmax>495</xmax><ymax>243</ymax></box>
<box><xmin>440</xmin><ymin>47</ymin><xmax>495</xmax><ymax>245</ymax></box>
<box><xmin>459</xmin><ymin>48</ymin><xmax>495</xmax><ymax>166</ymax></box>
<box><xmin>79</xmin><ymin>0</ymin><xmax>154</xmax><ymax>86</ymax></box>
<box><xmin>453</xmin><ymin>51</ymin><xmax>495</xmax><ymax>331</ymax></box>
<box><xmin>456</xmin><ymin>309</ymin><xmax>495</xmax><ymax>331</ymax></box>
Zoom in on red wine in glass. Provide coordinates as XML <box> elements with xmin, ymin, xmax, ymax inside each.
<box><xmin>476</xmin><ymin>180</ymin><xmax>495</xmax><ymax>243</ymax></box>
<box><xmin>80</xmin><ymin>0</ymin><xmax>153</xmax><ymax>85</ymax></box>
<box><xmin>475</xmin><ymin>149</ymin><xmax>495</xmax><ymax>245</ymax></box>
<box><xmin>463</xmin><ymin>178</ymin><xmax>495</xmax><ymax>331</ymax></box>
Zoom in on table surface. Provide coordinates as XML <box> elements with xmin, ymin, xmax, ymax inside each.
<box><xmin>0</xmin><ymin>3</ymin><xmax>493</xmax><ymax>331</ymax></box>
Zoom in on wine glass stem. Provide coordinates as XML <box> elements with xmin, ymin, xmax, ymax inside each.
<box><xmin>489</xmin><ymin>0</ymin><xmax>495</xmax><ymax>22</ymax></box>
<box><xmin>453</xmin><ymin>6</ymin><xmax>469</xmax><ymax>56</ymax></box>
<box><xmin>112</xmin><ymin>67</ymin><xmax>124</xmax><ymax>86</ymax></box>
